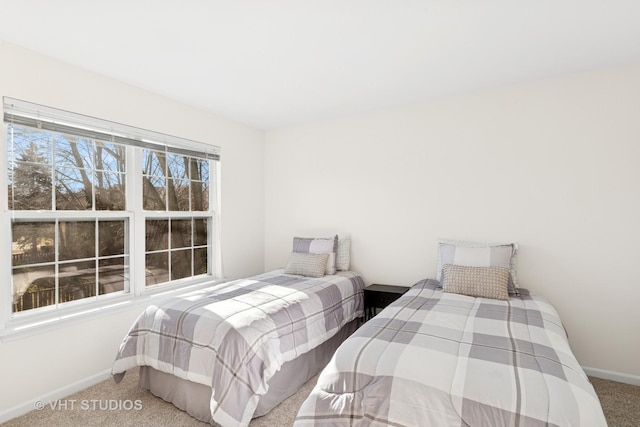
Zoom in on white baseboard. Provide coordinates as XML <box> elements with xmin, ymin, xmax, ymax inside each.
<box><xmin>583</xmin><ymin>366</ymin><xmax>640</xmax><ymax>387</ymax></box>
<box><xmin>0</xmin><ymin>368</ymin><xmax>112</xmax><ymax>424</ymax></box>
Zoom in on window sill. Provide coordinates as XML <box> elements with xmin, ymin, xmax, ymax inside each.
<box><xmin>0</xmin><ymin>276</ymin><xmax>226</xmax><ymax>342</ymax></box>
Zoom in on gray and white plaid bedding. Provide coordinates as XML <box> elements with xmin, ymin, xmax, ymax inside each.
<box><xmin>295</xmin><ymin>279</ymin><xmax>607</xmax><ymax>427</ymax></box>
<box><xmin>112</xmin><ymin>269</ymin><xmax>364</xmax><ymax>427</ymax></box>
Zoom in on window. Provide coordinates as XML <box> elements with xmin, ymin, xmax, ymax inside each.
<box><xmin>3</xmin><ymin>98</ymin><xmax>220</xmax><ymax>320</ymax></box>
<box><xmin>142</xmin><ymin>147</ymin><xmax>211</xmax><ymax>286</ymax></box>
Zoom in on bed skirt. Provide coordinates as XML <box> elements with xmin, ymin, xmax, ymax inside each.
<box><xmin>139</xmin><ymin>318</ymin><xmax>359</xmax><ymax>424</ymax></box>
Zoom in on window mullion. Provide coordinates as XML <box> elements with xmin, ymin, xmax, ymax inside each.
<box><xmin>1</xmin><ymin>125</ymin><xmax>10</xmax><ymax>328</ymax></box>
<box><xmin>94</xmin><ymin>219</ymin><xmax>99</xmax><ymax>299</ymax></box>
<box><xmin>211</xmin><ymin>161</ymin><xmax>220</xmax><ymax>279</ymax></box>
<box><xmin>129</xmin><ymin>146</ymin><xmax>145</xmax><ymax>297</ymax></box>
<box><xmin>54</xmin><ymin>219</ymin><xmax>59</xmax><ymax>307</ymax></box>
<box><xmin>50</xmin><ymin>132</ymin><xmax>55</xmax><ymax>211</ymax></box>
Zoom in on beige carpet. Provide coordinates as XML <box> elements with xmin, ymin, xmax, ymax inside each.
<box><xmin>590</xmin><ymin>377</ymin><xmax>640</xmax><ymax>427</ymax></box>
<box><xmin>3</xmin><ymin>370</ymin><xmax>639</xmax><ymax>426</ymax></box>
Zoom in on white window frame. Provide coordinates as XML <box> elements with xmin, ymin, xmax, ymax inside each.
<box><xmin>0</xmin><ymin>98</ymin><xmax>222</xmax><ymax>339</ymax></box>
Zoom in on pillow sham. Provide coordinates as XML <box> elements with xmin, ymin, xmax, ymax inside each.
<box><xmin>436</xmin><ymin>239</ymin><xmax>519</xmax><ymax>295</ymax></box>
<box><xmin>284</xmin><ymin>252</ymin><xmax>330</xmax><ymax>278</ymax></box>
<box><xmin>293</xmin><ymin>235</ymin><xmax>338</xmax><ymax>275</ymax></box>
<box><xmin>441</xmin><ymin>264</ymin><xmax>510</xmax><ymax>301</ymax></box>
<box><xmin>336</xmin><ymin>237</ymin><xmax>351</xmax><ymax>271</ymax></box>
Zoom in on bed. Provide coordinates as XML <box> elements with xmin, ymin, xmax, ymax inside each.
<box><xmin>112</xmin><ymin>236</ymin><xmax>364</xmax><ymax>427</ymax></box>
<box><xmin>294</xmin><ymin>240</ymin><xmax>607</xmax><ymax>427</ymax></box>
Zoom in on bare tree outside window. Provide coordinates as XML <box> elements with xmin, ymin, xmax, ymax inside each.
<box><xmin>8</xmin><ymin>125</ymin><xmax>130</xmax><ymax>312</ymax></box>
<box><xmin>5</xmin><ymin>98</ymin><xmax>217</xmax><ymax>318</ymax></box>
<box><xmin>143</xmin><ymin>150</ymin><xmax>210</xmax><ymax>286</ymax></box>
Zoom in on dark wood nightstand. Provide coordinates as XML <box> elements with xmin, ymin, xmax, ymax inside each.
<box><xmin>364</xmin><ymin>284</ymin><xmax>410</xmax><ymax>320</ymax></box>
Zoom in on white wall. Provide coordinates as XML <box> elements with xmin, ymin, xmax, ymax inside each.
<box><xmin>265</xmin><ymin>63</ymin><xmax>640</xmax><ymax>380</ymax></box>
<box><xmin>0</xmin><ymin>42</ymin><xmax>265</xmax><ymax>414</ymax></box>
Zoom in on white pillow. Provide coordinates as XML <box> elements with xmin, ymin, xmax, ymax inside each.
<box><xmin>336</xmin><ymin>237</ymin><xmax>351</xmax><ymax>271</ymax></box>
<box><xmin>436</xmin><ymin>239</ymin><xmax>519</xmax><ymax>294</ymax></box>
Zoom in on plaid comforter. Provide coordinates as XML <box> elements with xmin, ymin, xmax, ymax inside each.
<box><xmin>112</xmin><ymin>269</ymin><xmax>364</xmax><ymax>427</ymax></box>
<box><xmin>295</xmin><ymin>279</ymin><xmax>607</xmax><ymax>427</ymax></box>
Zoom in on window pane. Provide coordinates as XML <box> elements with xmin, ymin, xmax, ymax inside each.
<box><xmin>99</xmin><ymin>220</ymin><xmax>126</xmax><ymax>256</ymax></box>
<box><xmin>12</xmin><ymin>265</ymin><xmax>56</xmax><ymax>312</ymax></box>
<box><xmin>171</xmin><ymin>249</ymin><xmax>192</xmax><ymax>280</ymax></box>
<box><xmin>146</xmin><ymin>252</ymin><xmax>168</xmax><ymax>286</ymax></box>
<box><xmin>9</xmin><ymin>162</ymin><xmax>53</xmax><ymax>210</ymax></box>
<box><xmin>202</xmin><ymin>180</ymin><xmax>210</xmax><ymax>211</ymax></box>
<box><xmin>168</xmin><ymin>178</ymin><xmax>189</xmax><ymax>211</ymax></box>
<box><xmin>59</xmin><ymin>221</ymin><xmax>95</xmax><ymax>261</ymax></box>
<box><xmin>190</xmin><ymin>158</ymin><xmax>208</xmax><ymax>182</ymax></box>
<box><xmin>146</xmin><ymin>220</ymin><xmax>168</xmax><ymax>251</ymax></box>
<box><xmin>56</xmin><ymin>167</ymin><xmax>92</xmax><ymax>210</ymax></box>
<box><xmin>171</xmin><ymin>219</ymin><xmax>192</xmax><ymax>249</ymax></box>
<box><xmin>194</xmin><ymin>248</ymin><xmax>207</xmax><ymax>276</ymax></box>
<box><xmin>55</xmin><ymin>136</ymin><xmax>94</xmax><ymax>170</ymax></box>
<box><xmin>59</xmin><ymin>260</ymin><xmax>96</xmax><ymax>303</ymax></box>
<box><xmin>11</xmin><ymin>222</ymin><xmax>55</xmax><ymax>267</ymax></box>
<box><xmin>190</xmin><ymin>180</ymin><xmax>207</xmax><ymax>211</ymax></box>
<box><xmin>98</xmin><ymin>258</ymin><xmax>128</xmax><ymax>295</ymax></box>
<box><xmin>194</xmin><ymin>219</ymin><xmax>207</xmax><ymax>246</ymax></box>
<box><xmin>143</xmin><ymin>176</ymin><xmax>166</xmax><ymax>210</ymax></box>
<box><xmin>11</xmin><ymin>126</ymin><xmax>52</xmax><ymax>164</ymax></box>
<box><xmin>95</xmin><ymin>141</ymin><xmax>125</xmax><ymax>173</ymax></box>
<box><xmin>167</xmin><ymin>153</ymin><xmax>188</xmax><ymax>180</ymax></box>
<box><xmin>143</xmin><ymin>150</ymin><xmax>165</xmax><ymax>177</ymax></box>
<box><xmin>95</xmin><ymin>171</ymin><xmax>125</xmax><ymax>210</ymax></box>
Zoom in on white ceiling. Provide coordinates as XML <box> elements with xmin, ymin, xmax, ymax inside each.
<box><xmin>1</xmin><ymin>1</ymin><xmax>640</xmax><ymax>130</ymax></box>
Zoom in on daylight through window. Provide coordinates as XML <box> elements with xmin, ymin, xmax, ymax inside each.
<box><xmin>4</xmin><ymin>97</ymin><xmax>220</xmax><ymax>316</ymax></box>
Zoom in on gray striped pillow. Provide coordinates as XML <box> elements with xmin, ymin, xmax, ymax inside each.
<box><xmin>284</xmin><ymin>252</ymin><xmax>330</xmax><ymax>278</ymax></box>
<box><xmin>441</xmin><ymin>264</ymin><xmax>510</xmax><ymax>301</ymax></box>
